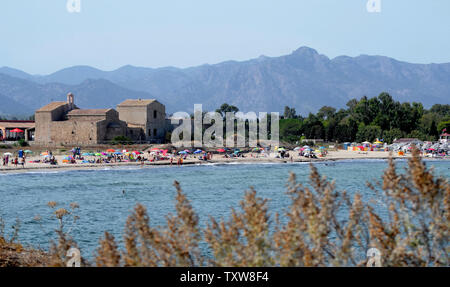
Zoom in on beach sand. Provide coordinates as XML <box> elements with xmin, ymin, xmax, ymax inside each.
<box><xmin>0</xmin><ymin>149</ymin><xmax>436</xmax><ymax>173</ymax></box>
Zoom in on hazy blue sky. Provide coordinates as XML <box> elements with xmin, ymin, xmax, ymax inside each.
<box><xmin>1</xmin><ymin>0</ymin><xmax>449</xmax><ymax>74</ymax></box>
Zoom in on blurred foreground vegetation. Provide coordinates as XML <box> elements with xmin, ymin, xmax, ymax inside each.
<box><xmin>0</xmin><ymin>148</ymin><xmax>448</xmax><ymax>267</ymax></box>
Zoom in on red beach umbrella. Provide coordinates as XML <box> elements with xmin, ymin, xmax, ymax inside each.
<box><xmin>11</xmin><ymin>128</ymin><xmax>24</xmax><ymax>133</ymax></box>
<box><xmin>216</xmin><ymin>148</ymin><xmax>226</xmax><ymax>153</ymax></box>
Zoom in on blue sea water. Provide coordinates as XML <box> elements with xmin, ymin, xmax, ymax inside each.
<box><xmin>0</xmin><ymin>159</ymin><xmax>449</xmax><ymax>260</ymax></box>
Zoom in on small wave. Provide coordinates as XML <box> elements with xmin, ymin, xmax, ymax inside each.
<box><xmin>0</xmin><ymin>170</ymin><xmax>69</xmax><ymax>176</ymax></box>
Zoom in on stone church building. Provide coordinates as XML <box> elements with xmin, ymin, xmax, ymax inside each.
<box><xmin>35</xmin><ymin>93</ymin><xmax>166</xmax><ymax>145</ymax></box>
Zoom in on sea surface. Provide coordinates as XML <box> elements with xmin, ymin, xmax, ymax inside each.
<box><xmin>1</xmin><ymin>159</ymin><xmax>449</xmax><ymax>260</ymax></box>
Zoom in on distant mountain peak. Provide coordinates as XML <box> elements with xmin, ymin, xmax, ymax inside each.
<box><xmin>292</xmin><ymin>46</ymin><xmax>319</xmax><ymax>56</ymax></box>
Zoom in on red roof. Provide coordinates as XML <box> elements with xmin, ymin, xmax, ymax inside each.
<box><xmin>440</xmin><ymin>133</ymin><xmax>450</xmax><ymax>136</ymax></box>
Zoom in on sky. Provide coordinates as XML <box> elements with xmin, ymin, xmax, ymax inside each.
<box><xmin>1</xmin><ymin>0</ymin><xmax>450</xmax><ymax>75</ymax></box>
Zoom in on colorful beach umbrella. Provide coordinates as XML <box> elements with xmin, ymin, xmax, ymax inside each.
<box><xmin>3</xmin><ymin>152</ymin><xmax>13</xmax><ymax>156</ymax></box>
<box><xmin>10</xmin><ymin>128</ymin><xmax>24</xmax><ymax>133</ymax></box>
<box><xmin>106</xmin><ymin>149</ymin><xmax>115</xmax><ymax>153</ymax></box>
<box><xmin>216</xmin><ymin>148</ymin><xmax>226</xmax><ymax>153</ymax></box>
<box><xmin>178</xmin><ymin>151</ymin><xmax>187</xmax><ymax>154</ymax></box>
<box><xmin>24</xmin><ymin>150</ymin><xmax>33</xmax><ymax>154</ymax></box>
<box><xmin>193</xmin><ymin>149</ymin><xmax>203</xmax><ymax>154</ymax></box>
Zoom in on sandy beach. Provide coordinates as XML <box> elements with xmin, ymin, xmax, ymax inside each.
<box><xmin>2</xmin><ymin>149</ymin><xmax>446</xmax><ymax>173</ymax></box>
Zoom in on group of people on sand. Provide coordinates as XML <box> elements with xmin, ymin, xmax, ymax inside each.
<box><xmin>43</xmin><ymin>150</ymin><xmax>58</xmax><ymax>165</ymax></box>
<box><xmin>2</xmin><ymin>149</ymin><xmax>26</xmax><ymax>168</ymax></box>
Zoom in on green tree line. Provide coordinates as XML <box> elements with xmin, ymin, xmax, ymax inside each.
<box><xmin>280</xmin><ymin>92</ymin><xmax>450</xmax><ymax>144</ymax></box>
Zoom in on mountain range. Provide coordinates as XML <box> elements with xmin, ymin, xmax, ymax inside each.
<box><xmin>1</xmin><ymin>46</ymin><xmax>449</xmax><ymax>117</ymax></box>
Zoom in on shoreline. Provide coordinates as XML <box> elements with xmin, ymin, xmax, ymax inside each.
<box><xmin>1</xmin><ymin>151</ymin><xmax>449</xmax><ymax>174</ymax></box>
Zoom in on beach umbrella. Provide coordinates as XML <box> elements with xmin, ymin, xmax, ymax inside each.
<box><xmin>40</xmin><ymin>152</ymin><xmax>48</xmax><ymax>156</ymax></box>
<box><xmin>303</xmin><ymin>145</ymin><xmax>310</xmax><ymax>149</ymax></box>
<box><xmin>294</xmin><ymin>147</ymin><xmax>301</xmax><ymax>151</ymax></box>
<box><xmin>193</xmin><ymin>149</ymin><xmax>203</xmax><ymax>154</ymax></box>
<box><xmin>106</xmin><ymin>149</ymin><xmax>115</xmax><ymax>153</ymax></box>
<box><xmin>277</xmin><ymin>147</ymin><xmax>286</xmax><ymax>151</ymax></box>
<box><xmin>216</xmin><ymin>148</ymin><xmax>226</xmax><ymax>153</ymax></box>
<box><xmin>319</xmin><ymin>146</ymin><xmax>325</xmax><ymax>149</ymax></box>
<box><xmin>113</xmin><ymin>151</ymin><xmax>122</xmax><ymax>155</ymax></box>
<box><xmin>101</xmin><ymin>152</ymin><xmax>108</xmax><ymax>156</ymax></box>
<box><xmin>252</xmin><ymin>147</ymin><xmax>261</xmax><ymax>152</ymax></box>
<box><xmin>10</xmin><ymin>128</ymin><xmax>24</xmax><ymax>133</ymax></box>
<box><xmin>24</xmin><ymin>150</ymin><xmax>33</xmax><ymax>154</ymax></box>
<box><xmin>95</xmin><ymin>153</ymin><xmax>102</xmax><ymax>156</ymax></box>
<box><xmin>122</xmin><ymin>149</ymin><xmax>128</xmax><ymax>153</ymax></box>
<box><xmin>3</xmin><ymin>152</ymin><xmax>13</xmax><ymax>156</ymax></box>
<box><xmin>132</xmin><ymin>151</ymin><xmax>141</xmax><ymax>154</ymax></box>
<box><xmin>184</xmin><ymin>149</ymin><xmax>191</xmax><ymax>153</ymax></box>
<box><xmin>82</xmin><ymin>152</ymin><xmax>91</xmax><ymax>156</ymax></box>
<box><xmin>178</xmin><ymin>151</ymin><xmax>187</xmax><ymax>154</ymax></box>
<box><xmin>151</xmin><ymin>148</ymin><xmax>161</xmax><ymax>152</ymax></box>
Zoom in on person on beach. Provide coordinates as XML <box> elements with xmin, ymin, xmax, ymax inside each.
<box><xmin>14</xmin><ymin>157</ymin><xmax>18</xmax><ymax>167</ymax></box>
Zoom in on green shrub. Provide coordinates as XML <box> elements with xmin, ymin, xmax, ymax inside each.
<box><xmin>17</xmin><ymin>139</ymin><xmax>29</xmax><ymax>147</ymax></box>
<box><xmin>111</xmin><ymin>136</ymin><xmax>133</xmax><ymax>145</ymax></box>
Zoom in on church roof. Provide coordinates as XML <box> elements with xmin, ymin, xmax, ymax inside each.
<box><xmin>67</xmin><ymin>109</ymin><xmax>112</xmax><ymax>116</ymax></box>
<box><xmin>36</xmin><ymin>102</ymin><xmax>68</xmax><ymax>112</ymax></box>
<box><xmin>117</xmin><ymin>99</ymin><xmax>157</xmax><ymax>106</ymax></box>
